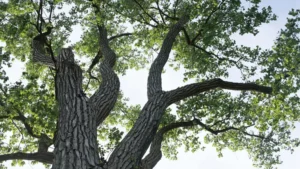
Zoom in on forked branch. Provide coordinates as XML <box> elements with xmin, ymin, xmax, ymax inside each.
<box><xmin>141</xmin><ymin>116</ymin><xmax>275</xmax><ymax>168</ymax></box>
<box><xmin>141</xmin><ymin>121</ymin><xmax>194</xmax><ymax>169</ymax></box>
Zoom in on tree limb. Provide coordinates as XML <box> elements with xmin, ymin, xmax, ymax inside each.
<box><xmin>141</xmin><ymin>116</ymin><xmax>275</xmax><ymax>168</ymax></box>
<box><xmin>147</xmin><ymin>14</ymin><xmax>189</xmax><ymax>98</ymax></box>
<box><xmin>193</xmin><ymin>118</ymin><xmax>277</xmax><ymax>144</ymax></box>
<box><xmin>0</xmin><ymin>99</ymin><xmax>40</xmax><ymax>139</ymax></box>
<box><xmin>88</xmin><ymin>4</ymin><xmax>120</xmax><ymax>126</ymax></box>
<box><xmin>133</xmin><ymin>0</ymin><xmax>159</xmax><ymax>25</ymax></box>
<box><xmin>0</xmin><ymin>98</ymin><xmax>53</xmax><ymax>151</ymax></box>
<box><xmin>192</xmin><ymin>43</ymin><xmax>242</xmax><ymax>68</ymax></box>
<box><xmin>138</xmin><ymin>13</ymin><xmax>159</xmax><ymax>28</ymax></box>
<box><xmin>141</xmin><ymin>121</ymin><xmax>194</xmax><ymax>169</ymax></box>
<box><xmin>166</xmin><ymin>78</ymin><xmax>272</xmax><ymax>105</ymax></box>
<box><xmin>106</xmin><ymin>2</ymin><xmax>158</xmax><ymax>28</ymax></box>
<box><xmin>32</xmin><ymin>24</ymin><xmax>56</xmax><ymax>68</ymax></box>
<box><xmin>155</xmin><ymin>0</ymin><xmax>166</xmax><ymax>24</ymax></box>
<box><xmin>108</xmin><ymin>33</ymin><xmax>133</xmax><ymax>41</ymax></box>
<box><xmin>191</xmin><ymin>0</ymin><xmax>226</xmax><ymax>43</ymax></box>
<box><xmin>182</xmin><ymin>27</ymin><xmax>241</xmax><ymax>68</ymax></box>
<box><xmin>173</xmin><ymin>0</ymin><xmax>180</xmax><ymax>18</ymax></box>
<box><xmin>85</xmin><ymin>32</ymin><xmax>132</xmax><ymax>87</ymax></box>
<box><xmin>150</xmin><ymin>1</ymin><xmax>179</xmax><ymax>21</ymax></box>
<box><xmin>0</xmin><ymin>152</ymin><xmax>54</xmax><ymax>164</ymax></box>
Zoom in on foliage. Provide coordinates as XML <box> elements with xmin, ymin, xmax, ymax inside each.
<box><xmin>0</xmin><ymin>0</ymin><xmax>299</xmax><ymax>168</ymax></box>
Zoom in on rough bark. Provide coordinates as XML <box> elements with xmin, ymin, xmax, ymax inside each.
<box><xmin>52</xmin><ymin>49</ymin><xmax>101</xmax><ymax>169</ymax></box>
<box><xmin>147</xmin><ymin>15</ymin><xmax>190</xmax><ymax>98</ymax></box>
<box><xmin>106</xmin><ymin>13</ymin><xmax>272</xmax><ymax>169</ymax></box>
<box><xmin>107</xmin><ymin>93</ymin><xmax>169</xmax><ymax>169</ymax></box>
<box><xmin>166</xmin><ymin>78</ymin><xmax>272</xmax><ymax>104</ymax></box>
<box><xmin>89</xmin><ymin>25</ymin><xmax>120</xmax><ymax>126</ymax></box>
<box><xmin>0</xmin><ymin>152</ymin><xmax>54</xmax><ymax>164</ymax></box>
<box><xmin>32</xmin><ymin>41</ymin><xmax>102</xmax><ymax>169</ymax></box>
<box><xmin>107</xmin><ymin>15</ymin><xmax>190</xmax><ymax>169</ymax></box>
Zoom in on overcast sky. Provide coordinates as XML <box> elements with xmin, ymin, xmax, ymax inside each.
<box><xmin>3</xmin><ymin>0</ymin><xmax>300</xmax><ymax>169</ymax></box>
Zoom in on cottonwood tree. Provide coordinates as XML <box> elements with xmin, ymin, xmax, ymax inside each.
<box><xmin>0</xmin><ymin>0</ymin><xmax>299</xmax><ymax>169</ymax></box>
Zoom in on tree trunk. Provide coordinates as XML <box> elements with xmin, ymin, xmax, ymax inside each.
<box><xmin>51</xmin><ymin>49</ymin><xmax>102</xmax><ymax>169</ymax></box>
<box><xmin>108</xmin><ymin>93</ymin><xmax>169</xmax><ymax>169</ymax></box>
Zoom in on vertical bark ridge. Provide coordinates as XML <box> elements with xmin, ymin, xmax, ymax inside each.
<box><xmin>147</xmin><ymin>15</ymin><xmax>189</xmax><ymax>98</ymax></box>
<box><xmin>107</xmin><ymin>93</ymin><xmax>169</xmax><ymax>169</ymax></box>
<box><xmin>89</xmin><ymin>26</ymin><xmax>120</xmax><ymax>126</ymax></box>
<box><xmin>52</xmin><ymin>48</ymin><xmax>102</xmax><ymax>169</ymax></box>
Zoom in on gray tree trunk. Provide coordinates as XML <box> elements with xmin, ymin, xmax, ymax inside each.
<box><xmin>51</xmin><ymin>49</ymin><xmax>102</xmax><ymax>169</ymax></box>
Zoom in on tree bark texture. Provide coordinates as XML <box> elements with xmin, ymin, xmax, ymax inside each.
<box><xmin>51</xmin><ymin>49</ymin><xmax>101</xmax><ymax>169</ymax></box>
<box><xmin>29</xmin><ymin>21</ymin><xmax>120</xmax><ymax>169</ymax></box>
<box><xmin>107</xmin><ymin>15</ymin><xmax>190</xmax><ymax>169</ymax></box>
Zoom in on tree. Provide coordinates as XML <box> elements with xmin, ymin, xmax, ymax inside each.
<box><xmin>0</xmin><ymin>0</ymin><xmax>299</xmax><ymax>169</ymax></box>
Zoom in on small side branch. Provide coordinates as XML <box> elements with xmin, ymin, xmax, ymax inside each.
<box><xmin>108</xmin><ymin>33</ymin><xmax>132</xmax><ymax>41</ymax></box>
<box><xmin>166</xmin><ymin>78</ymin><xmax>272</xmax><ymax>105</ymax></box>
<box><xmin>141</xmin><ymin>121</ymin><xmax>194</xmax><ymax>169</ymax></box>
<box><xmin>193</xmin><ymin>118</ymin><xmax>277</xmax><ymax>144</ymax></box>
<box><xmin>0</xmin><ymin>152</ymin><xmax>53</xmax><ymax>164</ymax></box>
<box><xmin>141</xmin><ymin>116</ymin><xmax>275</xmax><ymax>168</ymax></box>
<box><xmin>133</xmin><ymin>0</ymin><xmax>159</xmax><ymax>25</ymax></box>
<box><xmin>0</xmin><ymin>97</ymin><xmax>52</xmax><ymax>152</ymax></box>
<box><xmin>153</xmin><ymin>5</ymin><xmax>179</xmax><ymax>20</ymax></box>
<box><xmin>192</xmin><ymin>43</ymin><xmax>242</xmax><ymax>68</ymax></box>
<box><xmin>191</xmin><ymin>0</ymin><xmax>226</xmax><ymax>43</ymax></box>
<box><xmin>0</xmin><ymin>100</ymin><xmax>38</xmax><ymax>139</ymax></box>
<box><xmin>182</xmin><ymin>27</ymin><xmax>241</xmax><ymax>68</ymax></box>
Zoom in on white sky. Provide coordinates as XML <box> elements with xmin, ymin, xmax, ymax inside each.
<box><xmin>3</xmin><ymin>0</ymin><xmax>300</xmax><ymax>168</ymax></box>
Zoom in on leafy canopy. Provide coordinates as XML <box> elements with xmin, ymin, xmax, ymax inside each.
<box><xmin>0</xmin><ymin>0</ymin><xmax>299</xmax><ymax>168</ymax></box>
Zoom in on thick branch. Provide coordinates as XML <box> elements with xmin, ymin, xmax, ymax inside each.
<box><xmin>141</xmin><ymin>121</ymin><xmax>194</xmax><ymax>169</ymax></box>
<box><xmin>0</xmin><ymin>152</ymin><xmax>54</xmax><ymax>164</ymax></box>
<box><xmin>89</xmin><ymin>25</ymin><xmax>120</xmax><ymax>126</ymax></box>
<box><xmin>147</xmin><ymin>15</ymin><xmax>189</xmax><ymax>98</ymax></box>
<box><xmin>166</xmin><ymin>78</ymin><xmax>272</xmax><ymax>105</ymax></box>
<box><xmin>85</xmin><ymin>32</ymin><xmax>132</xmax><ymax>87</ymax></box>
